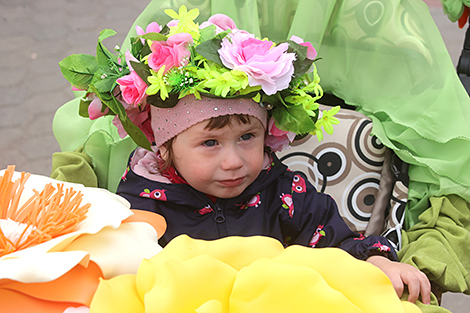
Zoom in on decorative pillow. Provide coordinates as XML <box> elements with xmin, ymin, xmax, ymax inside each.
<box><xmin>276</xmin><ymin>104</ymin><xmax>407</xmax><ymax>247</ymax></box>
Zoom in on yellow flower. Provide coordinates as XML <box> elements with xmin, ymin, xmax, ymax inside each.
<box><xmin>320</xmin><ymin>105</ymin><xmax>340</xmax><ymax>135</ymax></box>
<box><xmin>90</xmin><ymin>235</ymin><xmax>422</xmax><ymax>313</ymax></box>
<box><xmin>147</xmin><ymin>66</ymin><xmax>169</xmax><ymax>100</ymax></box>
<box><xmin>204</xmin><ymin>71</ymin><xmax>242</xmax><ymax>97</ymax></box>
<box><xmin>165</xmin><ymin>5</ymin><xmax>200</xmax><ymax>40</ymax></box>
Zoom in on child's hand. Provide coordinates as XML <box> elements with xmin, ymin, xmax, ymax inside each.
<box><xmin>366</xmin><ymin>255</ymin><xmax>431</xmax><ymax>305</ymax></box>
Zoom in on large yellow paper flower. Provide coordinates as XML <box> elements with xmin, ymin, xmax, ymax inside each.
<box><xmin>0</xmin><ymin>167</ymin><xmax>163</xmax><ymax>313</ymax></box>
<box><xmin>90</xmin><ymin>235</ymin><xmax>422</xmax><ymax>313</ymax></box>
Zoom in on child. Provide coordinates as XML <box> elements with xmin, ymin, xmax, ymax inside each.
<box><xmin>60</xmin><ymin>6</ymin><xmax>431</xmax><ymax>305</ymax></box>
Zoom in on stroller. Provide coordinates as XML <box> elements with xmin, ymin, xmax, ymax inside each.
<box><xmin>50</xmin><ymin>0</ymin><xmax>470</xmax><ymax>312</ymax></box>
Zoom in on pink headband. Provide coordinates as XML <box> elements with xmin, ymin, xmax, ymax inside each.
<box><xmin>151</xmin><ymin>95</ymin><xmax>268</xmax><ymax>147</ymax></box>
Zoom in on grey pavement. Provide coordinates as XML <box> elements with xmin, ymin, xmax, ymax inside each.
<box><xmin>0</xmin><ymin>0</ymin><xmax>469</xmax><ymax>312</ymax></box>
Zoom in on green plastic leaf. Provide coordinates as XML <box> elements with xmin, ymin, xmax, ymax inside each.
<box><xmin>198</xmin><ymin>25</ymin><xmax>216</xmax><ymax>43</ymax></box>
<box><xmin>59</xmin><ymin>54</ymin><xmax>98</xmax><ymax>90</ymax></box>
<box><xmin>271</xmin><ymin>103</ymin><xmax>316</xmax><ymax>134</ymax></box>
<box><xmin>287</xmin><ymin>41</ymin><xmax>314</xmax><ymax>78</ymax></box>
<box><xmin>130</xmin><ymin>61</ymin><xmax>151</xmax><ymax>85</ymax></box>
<box><xmin>147</xmin><ymin>93</ymin><xmax>179</xmax><ymax>108</ymax></box>
<box><xmin>79</xmin><ymin>99</ymin><xmax>92</xmax><ymax>118</ymax></box>
<box><xmin>141</xmin><ymin>32</ymin><xmax>168</xmax><ymax>41</ymax></box>
<box><xmin>130</xmin><ymin>37</ymin><xmax>144</xmax><ymax>58</ymax></box>
<box><xmin>195</xmin><ymin>39</ymin><xmax>223</xmax><ymax>66</ymax></box>
<box><xmin>98</xmin><ymin>29</ymin><xmax>117</xmax><ymax>43</ymax></box>
<box><xmin>90</xmin><ymin>86</ymin><xmax>152</xmax><ymax>150</ymax></box>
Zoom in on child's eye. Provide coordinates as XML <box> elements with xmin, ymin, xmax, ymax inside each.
<box><xmin>240</xmin><ymin>133</ymin><xmax>254</xmax><ymax>141</ymax></box>
<box><xmin>203</xmin><ymin>139</ymin><xmax>217</xmax><ymax>147</ymax></box>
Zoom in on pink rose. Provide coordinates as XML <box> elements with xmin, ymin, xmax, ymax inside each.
<box><xmin>112</xmin><ymin>102</ymin><xmax>154</xmax><ymax>144</ymax></box>
<box><xmin>116</xmin><ymin>71</ymin><xmax>147</xmax><ymax>106</ymax></box>
<box><xmin>289</xmin><ymin>35</ymin><xmax>317</xmax><ymax>60</ymax></box>
<box><xmin>265</xmin><ymin>117</ymin><xmax>296</xmax><ymax>152</ymax></box>
<box><xmin>88</xmin><ymin>98</ymin><xmax>109</xmax><ymax>120</ymax></box>
<box><xmin>147</xmin><ymin>33</ymin><xmax>193</xmax><ymax>72</ymax></box>
<box><xmin>218</xmin><ymin>31</ymin><xmax>296</xmax><ymax>95</ymax></box>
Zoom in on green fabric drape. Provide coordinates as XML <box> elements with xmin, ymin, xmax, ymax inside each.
<box><xmin>53</xmin><ymin>0</ymin><xmax>470</xmax><ymax>228</ymax></box>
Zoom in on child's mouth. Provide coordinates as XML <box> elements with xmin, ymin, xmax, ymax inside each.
<box><xmin>219</xmin><ymin>177</ymin><xmax>244</xmax><ymax>187</ymax></box>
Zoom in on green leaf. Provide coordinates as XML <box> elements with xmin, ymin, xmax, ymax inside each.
<box><xmin>79</xmin><ymin>98</ymin><xmax>92</xmax><ymax>118</ymax></box>
<box><xmin>147</xmin><ymin>93</ymin><xmax>179</xmax><ymax>108</ymax></box>
<box><xmin>198</xmin><ymin>25</ymin><xmax>216</xmax><ymax>43</ymax></box>
<box><xmin>195</xmin><ymin>39</ymin><xmax>223</xmax><ymax>66</ymax></box>
<box><xmin>130</xmin><ymin>61</ymin><xmax>151</xmax><ymax>85</ymax></box>
<box><xmin>59</xmin><ymin>54</ymin><xmax>98</xmax><ymax>90</ymax></box>
<box><xmin>287</xmin><ymin>41</ymin><xmax>314</xmax><ymax>78</ymax></box>
<box><xmin>130</xmin><ymin>37</ymin><xmax>144</xmax><ymax>58</ymax></box>
<box><xmin>141</xmin><ymin>32</ymin><xmax>167</xmax><ymax>41</ymax></box>
<box><xmin>90</xmin><ymin>86</ymin><xmax>152</xmax><ymax>150</ymax></box>
<box><xmin>98</xmin><ymin>29</ymin><xmax>117</xmax><ymax>43</ymax></box>
<box><xmin>271</xmin><ymin>103</ymin><xmax>316</xmax><ymax>134</ymax></box>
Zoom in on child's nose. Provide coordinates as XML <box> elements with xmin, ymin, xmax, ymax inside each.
<box><xmin>221</xmin><ymin>147</ymin><xmax>244</xmax><ymax>170</ymax></box>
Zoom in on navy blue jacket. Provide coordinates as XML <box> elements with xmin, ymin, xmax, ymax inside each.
<box><xmin>117</xmin><ymin>151</ymin><xmax>397</xmax><ymax>261</ymax></box>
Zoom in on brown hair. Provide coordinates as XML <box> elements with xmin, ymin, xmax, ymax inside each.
<box><xmin>158</xmin><ymin>114</ymin><xmax>256</xmax><ymax>172</ymax></box>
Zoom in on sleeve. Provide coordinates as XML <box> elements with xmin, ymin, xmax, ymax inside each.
<box><xmin>286</xmin><ymin>175</ymin><xmax>397</xmax><ymax>261</ymax></box>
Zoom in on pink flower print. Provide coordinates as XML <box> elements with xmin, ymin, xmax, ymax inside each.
<box><xmin>239</xmin><ymin>194</ymin><xmax>261</xmax><ymax>209</ymax></box>
<box><xmin>147</xmin><ymin>33</ymin><xmax>193</xmax><ymax>73</ymax></box>
<box><xmin>309</xmin><ymin>225</ymin><xmax>325</xmax><ymax>247</ymax></box>
<box><xmin>88</xmin><ymin>97</ymin><xmax>109</xmax><ymax>120</ymax></box>
<box><xmin>280</xmin><ymin>193</ymin><xmax>294</xmax><ymax>218</ymax></box>
<box><xmin>121</xmin><ymin>166</ymin><xmax>129</xmax><ymax>181</ymax></box>
<box><xmin>354</xmin><ymin>234</ymin><xmax>366</xmax><ymax>241</ymax></box>
<box><xmin>139</xmin><ymin>188</ymin><xmax>167</xmax><ymax>201</ymax></box>
<box><xmin>265</xmin><ymin>117</ymin><xmax>296</xmax><ymax>152</ymax></box>
<box><xmin>218</xmin><ymin>31</ymin><xmax>296</xmax><ymax>95</ymax></box>
<box><xmin>292</xmin><ymin>174</ymin><xmax>306</xmax><ymax>193</ymax></box>
<box><xmin>197</xmin><ymin>205</ymin><xmax>214</xmax><ymax>215</ymax></box>
<box><xmin>372</xmin><ymin>242</ymin><xmax>391</xmax><ymax>252</ymax></box>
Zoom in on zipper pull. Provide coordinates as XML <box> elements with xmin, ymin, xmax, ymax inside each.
<box><xmin>214</xmin><ymin>204</ymin><xmax>226</xmax><ymax>223</ymax></box>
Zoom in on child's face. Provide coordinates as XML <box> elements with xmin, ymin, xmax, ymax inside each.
<box><xmin>161</xmin><ymin>116</ymin><xmax>266</xmax><ymax>199</ymax></box>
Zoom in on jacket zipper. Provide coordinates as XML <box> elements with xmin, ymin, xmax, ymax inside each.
<box><xmin>214</xmin><ymin>202</ymin><xmax>228</xmax><ymax>237</ymax></box>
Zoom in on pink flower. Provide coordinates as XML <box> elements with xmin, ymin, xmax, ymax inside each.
<box><xmin>289</xmin><ymin>35</ymin><xmax>317</xmax><ymax>60</ymax></box>
<box><xmin>136</xmin><ymin>22</ymin><xmax>162</xmax><ymax>36</ymax></box>
<box><xmin>147</xmin><ymin>33</ymin><xmax>193</xmax><ymax>72</ymax></box>
<box><xmin>88</xmin><ymin>98</ymin><xmax>109</xmax><ymax>120</ymax></box>
<box><xmin>218</xmin><ymin>31</ymin><xmax>296</xmax><ymax>95</ymax></box>
<box><xmin>136</xmin><ymin>22</ymin><xmax>161</xmax><ymax>44</ymax></box>
<box><xmin>200</xmin><ymin>14</ymin><xmax>237</xmax><ymax>33</ymax></box>
<box><xmin>112</xmin><ymin>102</ymin><xmax>154</xmax><ymax>144</ymax></box>
<box><xmin>265</xmin><ymin>117</ymin><xmax>296</xmax><ymax>152</ymax></box>
<box><xmin>116</xmin><ymin>71</ymin><xmax>147</xmax><ymax>106</ymax></box>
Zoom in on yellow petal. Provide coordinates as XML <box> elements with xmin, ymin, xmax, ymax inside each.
<box><xmin>273</xmin><ymin>246</ymin><xmax>405</xmax><ymax>313</ymax></box>
<box><xmin>230</xmin><ymin>258</ymin><xmax>363</xmax><ymax>313</ymax></box>
<box><xmin>144</xmin><ymin>255</ymin><xmax>237</xmax><ymax>312</ymax></box>
<box><xmin>196</xmin><ymin>300</ymin><xmax>223</xmax><ymax>313</ymax></box>
<box><xmin>90</xmin><ymin>275</ymin><xmax>144</xmax><ymax>313</ymax></box>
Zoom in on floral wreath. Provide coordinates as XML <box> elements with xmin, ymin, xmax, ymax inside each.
<box><xmin>60</xmin><ymin>5</ymin><xmax>339</xmax><ymax>152</ymax></box>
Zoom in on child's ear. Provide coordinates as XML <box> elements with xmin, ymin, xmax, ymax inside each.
<box><xmin>159</xmin><ymin>145</ymin><xmax>168</xmax><ymax>161</ymax></box>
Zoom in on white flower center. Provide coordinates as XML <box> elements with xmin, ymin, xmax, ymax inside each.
<box><xmin>0</xmin><ymin>218</ymin><xmax>37</xmax><ymax>245</ymax></box>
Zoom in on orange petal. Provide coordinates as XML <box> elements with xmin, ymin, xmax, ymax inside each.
<box><xmin>0</xmin><ymin>260</ymin><xmax>103</xmax><ymax>306</ymax></box>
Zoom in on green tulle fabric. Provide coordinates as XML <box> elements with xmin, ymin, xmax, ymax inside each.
<box><xmin>53</xmin><ymin>0</ymin><xmax>470</xmax><ymax>228</ymax></box>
